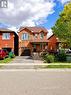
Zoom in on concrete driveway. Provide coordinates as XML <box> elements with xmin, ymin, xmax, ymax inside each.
<box><xmin>10</xmin><ymin>56</ymin><xmax>43</xmax><ymax>64</ymax></box>
<box><xmin>1</xmin><ymin>56</ymin><xmax>43</xmax><ymax>69</ymax></box>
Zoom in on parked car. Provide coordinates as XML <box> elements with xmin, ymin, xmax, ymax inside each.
<box><xmin>66</xmin><ymin>48</ymin><xmax>71</xmax><ymax>54</ymax></box>
<box><xmin>3</xmin><ymin>49</ymin><xmax>9</xmax><ymax>57</ymax></box>
<box><xmin>0</xmin><ymin>49</ymin><xmax>7</xmax><ymax>59</ymax></box>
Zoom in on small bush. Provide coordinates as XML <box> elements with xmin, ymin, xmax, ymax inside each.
<box><xmin>44</xmin><ymin>54</ymin><xmax>55</xmax><ymax>63</ymax></box>
<box><xmin>9</xmin><ymin>52</ymin><xmax>15</xmax><ymax>58</ymax></box>
<box><xmin>59</xmin><ymin>48</ymin><xmax>65</xmax><ymax>53</ymax></box>
<box><xmin>55</xmin><ymin>52</ymin><xmax>67</xmax><ymax>62</ymax></box>
<box><xmin>41</xmin><ymin>52</ymin><xmax>48</xmax><ymax>60</ymax></box>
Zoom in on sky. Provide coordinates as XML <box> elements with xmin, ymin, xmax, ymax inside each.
<box><xmin>0</xmin><ymin>0</ymin><xmax>71</xmax><ymax>32</ymax></box>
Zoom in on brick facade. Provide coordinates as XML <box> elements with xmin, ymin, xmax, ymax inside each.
<box><xmin>0</xmin><ymin>29</ymin><xmax>18</xmax><ymax>55</ymax></box>
<box><xmin>18</xmin><ymin>27</ymin><xmax>58</xmax><ymax>56</ymax></box>
<box><xmin>0</xmin><ymin>27</ymin><xmax>58</xmax><ymax>56</ymax></box>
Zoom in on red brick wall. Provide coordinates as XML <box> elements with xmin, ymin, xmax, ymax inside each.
<box><xmin>18</xmin><ymin>29</ymin><xmax>48</xmax><ymax>55</ymax></box>
<box><xmin>0</xmin><ymin>32</ymin><xmax>14</xmax><ymax>50</ymax></box>
<box><xmin>18</xmin><ymin>29</ymin><xmax>32</xmax><ymax>49</ymax></box>
<box><xmin>18</xmin><ymin>29</ymin><xmax>47</xmax><ymax>49</ymax></box>
<box><xmin>47</xmin><ymin>35</ymin><xmax>58</xmax><ymax>52</ymax></box>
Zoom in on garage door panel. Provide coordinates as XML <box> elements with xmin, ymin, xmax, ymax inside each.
<box><xmin>21</xmin><ymin>48</ymin><xmax>31</xmax><ymax>56</ymax></box>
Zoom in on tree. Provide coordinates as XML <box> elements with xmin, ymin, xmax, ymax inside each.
<box><xmin>52</xmin><ymin>2</ymin><xmax>71</xmax><ymax>48</ymax></box>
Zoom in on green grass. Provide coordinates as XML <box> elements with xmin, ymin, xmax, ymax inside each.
<box><xmin>47</xmin><ymin>64</ymin><xmax>71</xmax><ymax>68</ymax></box>
<box><xmin>0</xmin><ymin>58</ymin><xmax>13</xmax><ymax>63</ymax></box>
<box><xmin>42</xmin><ymin>63</ymin><xmax>71</xmax><ymax>68</ymax></box>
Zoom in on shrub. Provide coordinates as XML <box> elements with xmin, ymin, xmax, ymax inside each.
<box><xmin>59</xmin><ymin>48</ymin><xmax>65</xmax><ymax>54</ymax></box>
<box><xmin>9</xmin><ymin>51</ymin><xmax>15</xmax><ymax>58</ymax></box>
<box><xmin>44</xmin><ymin>54</ymin><xmax>55</xmax><ymax>63</ymax></box>
<box><xmin>55</xmin><ymin>52</ymin><xmax>67</xmax><ymax>62</ymax></box>
<box><xmin>41</xmin><ymin>52</ymin><xmax>48</xmax><ymax>60</ymax></box>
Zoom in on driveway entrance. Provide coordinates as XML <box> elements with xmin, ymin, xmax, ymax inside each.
<box><xmin>11</xmin><ymin>56</ymin><xmax>34</xmax><ymax>63</ymax></box>
<box><xmin>9</xmin><ymin>56</ymin><xmax>43</xmax><ymax>64</ymax></box>
<box><xmin>1</xmin><ymin>56</ymin><xmax>43</xmax><ymax>69</ymax></box>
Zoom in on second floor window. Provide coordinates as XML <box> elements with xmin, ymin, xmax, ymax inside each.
<box><xmin>34</xmin><ymin>34</ymin><xmax>38</xmax><ymax>39</ymax></box>
<box><xmin>21</xmin><ymin>33</ymin><xmax>29</xmax><ymax>40</ymax></box>
<box><xmin>40</xmin><ymin>32</ymin><xmax>44</xmax><ymax>39</ymax></box>
<box><xmin>2</xmin><ymin>33</ymin><xmax>10</xmax><ymax>40</ymax></box>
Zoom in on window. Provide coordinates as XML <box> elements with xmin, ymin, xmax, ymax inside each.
<box><xmin>21</xmin><ymin>33</ymin><xmax>29</xmax><ymax>40</ymax></box>
<box><xmin>2</xmin><ymin>33</ymin><xmax>10</xmax><ymax>40</ymax></box>
<box><xmin>34</xmin><ymin>34</ymin><xmax>38</xmax><ymax>39</ymax></box>
<box><xmin>40</xmin><ymin>32</ymin><xmax>44</xmax><ymax>39</ymax></box>
<box><xmin>33</xmin><ymin>44</ymin><xmax>36</xmax><ymax>48</ymax></box>
<box><xmin>0</xmin><ymin>0</ymin><xmax>8</xmax><ymax>8</ymax></box>
<box><xmin>40</xmin><ymin>44</ymin><xmax>42</xmax><ymax>49</ymax></box>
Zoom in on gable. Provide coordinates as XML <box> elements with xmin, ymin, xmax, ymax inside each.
<box><xmin>48</xmin><ymin>34</ymin><xmax>58</xmax><ymax>43</ymax></box>
<box><xmin>18</xmin><ymin>27</ymin><xmax>32</xmax><ymax>34</ymax></box>
<box><xmin>19</xmin><ymin>27</ymin><xmax>48</xmax><ymax>34</ymax></box>
<box><xmin>39</xmin><ymin>30</ymin><xmax>47</xmax><ymax>35</ymax></box>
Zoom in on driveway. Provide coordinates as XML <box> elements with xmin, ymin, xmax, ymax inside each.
<box><xmin>1</xmin><ymin>56</ymin><xmax>43</xmax><ymax>69</ymax></box>
<box><xmin>10</xmin><ymin>56</ymin><xmax>43</xmax><ymax>64</ymax></box>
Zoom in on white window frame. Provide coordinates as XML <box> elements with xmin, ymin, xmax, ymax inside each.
<box><xmin>0</xmin><ymin>0</ymin><xmax>7</xmax><ymax>8</ymax></box>
<box><xmin>40</xmin><ymin>32</ymin><xmax>44</xmax><ymax>39</ymax></box>
<box><xmin>34</xmin><ymin>34</ymin><xmax>38</xmax><ymax>39</ymax></box>
<box><xmin>2</xmin><ymin>33</ymin><xmax>10</xmax><ymax>40</ymax></box>
<box><xmin>21</xmin><ymin>33</ymin><xmax>29</xmax><ymax>40</ymax></box>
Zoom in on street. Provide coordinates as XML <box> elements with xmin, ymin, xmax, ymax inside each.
<box><xmin>0</xmin><ymin>69</ymin><xmax>71</xmax><ymax>95</ymax></box>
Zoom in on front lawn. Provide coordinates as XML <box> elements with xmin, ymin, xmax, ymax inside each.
<box><xmin>0</xmin><ymin>58</ymin><xmax>13</xmax><ymax>63</ymax></box>
<box><xmin>47</xmin><ymin>64</ymin><xmax>71</xmax><ymax>68</ymax></box>
<box><xmin>41</xmin><ymin>63</ymin><xmax>71</xmax><ymax>68</ymax></box>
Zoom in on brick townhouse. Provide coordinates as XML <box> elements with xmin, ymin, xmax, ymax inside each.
<box><xmin>0</xmin><ymin>27</ymin><xmax>59</xmax><ymax>56</ymax></box>
<box><xmin>0</xmin><ymin>28</ymin><xmax>18</xmax><ymax>55</ymax></box>
<box><xmin>18</xmin><ymin>27</ymin><xmax>58</xmax><ymax>56</ymax></box>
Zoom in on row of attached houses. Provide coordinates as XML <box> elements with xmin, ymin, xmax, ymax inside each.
<box><xmin>0</xmin><ymin>27</ymin><xmax>59</xmax><ymax>56</ymax></box>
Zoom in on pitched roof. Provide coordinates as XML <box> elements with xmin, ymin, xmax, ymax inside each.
<box><xmin>19</xmin><ymin>27</ymin><xmax>48</xmax><ymax>33</ymax></box>
<box><xmin>47</xmin><ymin>34</ymin><xmax>54</xmax><ymax>40</ymax></box>
<box><xmin>0</xmin><ymin>28</ymin><xmax>14</xmax><ymax>32</ymax></box>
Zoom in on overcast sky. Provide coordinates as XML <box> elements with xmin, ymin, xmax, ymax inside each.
<box><xmin>0</xmin><ymin>0</ymin><xmax>71</xmax><ymax>31</ymax></box>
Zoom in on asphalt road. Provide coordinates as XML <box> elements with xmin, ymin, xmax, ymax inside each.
<box><xmin>0</xmin><ymin>69</ymin><xmax>71</xmax><ymax>95</ymax></box>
